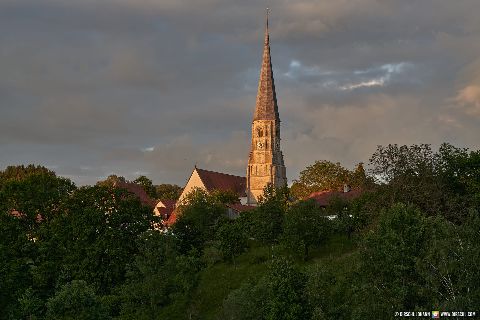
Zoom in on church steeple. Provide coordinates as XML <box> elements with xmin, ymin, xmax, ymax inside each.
<box><xmin>246</xmin><ymin>10</ymin><xmax>287</xmax><ymax>205</ymax></box>
<box><xmin>253</xmin><ymin>9</ymin><xmax>279</xmax><ymax>121</ymax></box>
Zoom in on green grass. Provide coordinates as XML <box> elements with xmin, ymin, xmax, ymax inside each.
<box><xmin>182</xmin><ymin>233</ymin><xmax>359</xmax><ymax>319</ymax></box>
<box><xmin>155</xmin><ymin>234</ymin><xmax>358</xmax><ymax>319</ymax></box>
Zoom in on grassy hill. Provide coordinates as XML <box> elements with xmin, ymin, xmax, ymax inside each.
<box><xmin>157</xmin><ymin>234</ymin><xmax>357</xmax><ymax>320</ymax></box>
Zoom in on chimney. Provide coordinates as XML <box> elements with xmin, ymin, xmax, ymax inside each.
<box><xmin>343</xmin><ymin>184</ymin><xmax>351</xmax><ymax>193</ymax></box>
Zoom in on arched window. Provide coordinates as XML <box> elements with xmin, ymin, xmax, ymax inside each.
<box><xmin>256</xmin><ymin>127</ymin><xmax>263</xmax><ymax>137</ymax></box>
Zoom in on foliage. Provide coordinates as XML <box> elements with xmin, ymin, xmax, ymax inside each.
<box><xmin>222</xmin><ymin>277</ymin><xmax>269</xmax><ymax>320</ymax></box>
<box><xmin>45</xmin><ymin>280</ymin><xmax>109</xmax><ymax>320</ymax></box>
<box><xmin>416</xmin><ymin>211</ymin><xmax>480</xmax><ymax>309</ymax></box>
<box><xmin>2</xmin><ymin>145</ymin><xmax>480</xmax><ymax>320</ymax></box>
<box><xmin>0</xmin><ymin>165</ymin><xmax>75</xmax><ymax>226</ymax></box>
<box><xmin>247</xmin><ymin>185</ymin><xmax>288</xmax><ymax>247</ymax></box>
<box><xmin>96</xmin><ymin>175</ymin><xmax>126</xmax><ymax>188</ymax></box>
<box><xmin>155</xmin><ymin>183</ymin><xmax>182</xmax><ymax>201</ymax></box>
<box><xmin>216</xmin><ymin>220</ymin><xmax>247</xmax><ymax>265</ymax></box>
<box><xmin>265</xmin><ymin>258</ymin><xmax>310</xmax><ymax>320</ymax></box>
<box><xmin>282</xmin><ymin>200</ymin><xmax>329</xmax><ymax>260</ymax></box>
<box><xmin>118</xmin><ymin>231</ymin><xmax>203</xmax><ymax>319</ymax></box>
<box><xmin>172</xmin><ymin>188</ymin><xmax>228</xmax><ymax>254</ymax></box>
<box><xmin>368</xmin><ymin>143</ymin><xmax>480</xmax><ymax>222</ymax></box>
<box><xmin>0</xmin><ymin>212</ymin><xmax>37</xmax><ymax>319</ymax></box>
<box><xmin>133</xmin><ymin>175</ymin><xmax>157</xmax><ymax>199</ymax></box>
<box><xmin>290</xmin><ymin>160</ymin><xmax>370</xmax><ymax>199</ymax></box>
<box><xmin>352</xmin><ymin>204</ymin><xmax>430</xmax><ymax>318</ymax></box>
<box><xmin>222</xmin><ymin>258</ymin><xmax>309</xmax><ymax>320</ymax></box>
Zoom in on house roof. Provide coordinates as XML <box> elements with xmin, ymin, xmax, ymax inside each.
<box><xmin>165</xmin><ymin>210</ymin><xmax>177</xmax><ymax>226</ymax></box>
<box><xmin>113</xmin><ymin>181</ymin><xmax>156</xmax><ymax>208</ymax></box>
<box><xmin>155</xmin><ymin>199</ymin><xmax>176</xmax><ymax>218</ymax></box>
<box><xmin>307</xmin><ymin>189</ymin><xmax>362</xmax><ymax>207</ymax></box>
<box><xmin>157</xmin><ymin>199</ymin><xmax>176</xmax><ymax>209</ymax></box>
<box><xmin>195</xmin><ymin>168</ymin><xmax>247</xmax><ymax>197</ymax></box>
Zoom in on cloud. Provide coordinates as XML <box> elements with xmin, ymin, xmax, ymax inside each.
<box><xmin>1</xmin><ymin>0</ymin><xmax>480</xmax><ymax>186</ymax></box>
<box><xmin>455</xmin><ymin>85</ymin><xmax>480</xmax><ymax>116</ymax></box>
<box><xmin>340</xmin><ymin>62</ymin><xmax>413</xmax><ymax>90</ymax></box>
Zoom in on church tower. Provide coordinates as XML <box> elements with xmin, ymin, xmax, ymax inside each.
<box><xmin>246</xmin><ymin>11</ymin><xmax>287</xmax><ymax>205</ymax></box>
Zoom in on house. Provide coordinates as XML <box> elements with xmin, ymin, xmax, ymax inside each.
<box><xmin>165</xmin><ymin>167</ymin><xmax>255</xmax><ymax>226</ymax></box>
<box><xmin>153</xmin><ymin>199</ymin><xmax>176</xmax><ymax>220</ymax></box>
<box><xmin>306</xmin><ymin>185</ymin><xmax>362</xmax><ymax>220</ymax></box>
<box><xmin>177</xmin><ymin>167</ymin><xmax>248</xmax><ymax>205</ymax></box>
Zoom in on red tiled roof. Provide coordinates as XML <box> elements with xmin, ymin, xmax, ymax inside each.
<box><xmin>196</xmin><ymin>168</ymin><xmax>246</xmax><ymax>197</ymax></box>
<box><xmin>165</xmin><ymin>210</ymin><xmax>177</xmax><ymax>226</ymax></box>
<box><xmin>114</xmin><ymin>181</ymin><xmax>156</xmax><ymax>208</ymax></box>
<box><xmin>307</xmin><ymin>189</ymin><xmax>362</xmax><ymax>207</ymax></box>
<box><xmin>155</xmin><ymin>199</ymin><xmax>176</xmax><ymax>219</ymax></box>
<box><xmin>159</xmin><ymin>199</ymin><xmax>176</xmax><ymax>209</ymax></box>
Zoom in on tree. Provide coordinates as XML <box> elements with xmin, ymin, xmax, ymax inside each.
<box><xmin>0</xmin><ymin>165</ymin><xmax>75</xmax><ymax>319</ymax></box>
<box><xmin>96</xmin><ymin>175</ymin><xmax>126</xmax><ymax>188</ymax></box>
<box><xmin>282</xmin><ymin>200</ymin><xmax>329</xmax><ymax>260</ymax></box>
<box><xmin>417</xmin><ymin>211</ymin><xmax>480</xmax><ymax>310</ymax></box>
<box><xmin>155</xmin><ymin>184</ymin><xmax>182</xmax><ymax>201</ymax></box>
<box><xmin>0</xmin><ymin>213</ymin><xmax>37</xmax><ymax>319</ymax></box>
<box><xmin>350</xmin><ymin>162</ymin><xmax>371</xmax><ymax>190</ymax></box>
<box><xmin>36</xmin><ymin>186</ymin><xmax>155</xmax><ymax>296</ymax></box>
<box><xmin>172</xmin><ymin>188</ymin><xmax>228</xmax><ymax>254</ymax></box>
<box><xmin>133</xmin><ymin>175</ymin><xmax>157</xmax><ymax>199</ymax></box>
<box><xmin>265</xmin><ymin>258</ymin><xmax>310</xmax><ymax>320</ymax></box>
<box><xmin>216</xmin><ymin>220</ymin><xmax>247</xmax><ymax>266</ymax></box>
<box><xmin>290</xmin><ymin>160</ymin><xmax>353</xmax><ymax>199</ymax></box>
<box><xmin>0</xmin><ymin>165</ymin><xmax>76</xmax><ymax>226</ymax></box>
<box><xmin>352</xmin><ymin>204</ymin><xmax>429</xmax><ymax>318</ymax></box>
<box><xmin>45</xmin><ymin>280</ymin><xmax>108</xmax><ymax>320</ymax></box>
<box><xmin>368</xmin><ymin>143</ymin><xmax>478</xmax><ymax>222</ymax></box>
<box><xmin>247</xmin><ymin>185</ymin><xmax>287</xmax><ymax>248</ymax></box>
<box><xmin>118</xmin><ymin>231</ymin><xmax>179</xmax><ymax>319</ymax></box>
<box><xmin>222</xmin><ymin>258</ymin><xmax>309</xmax><ymax>320</ymax></box>
<box><xmin>222</xmin><ymin>277</ymin><xmax>269</xmax><ymax>320</ymax></box>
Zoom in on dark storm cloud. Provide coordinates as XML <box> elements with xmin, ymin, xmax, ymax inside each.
<box><xmin>1</xmin><ymin>0</ymin><xmax>480</xmax><ymax>186</ymax></box>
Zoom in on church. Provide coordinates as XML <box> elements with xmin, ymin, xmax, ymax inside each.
<box><xmin>158</xmin><ymin>13</ymin><xmax>287</xmax><ymax>223</ymax></box>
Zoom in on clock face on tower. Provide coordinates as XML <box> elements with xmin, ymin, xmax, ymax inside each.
<box><xmin>257</xmin><ymin>141</ymin><xmax>264</xmax><ymax>149</ymax></box>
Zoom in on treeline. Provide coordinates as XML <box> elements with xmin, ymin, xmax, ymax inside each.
<box><xmin>0</xmin><ymin>143</ymin><xmax>479</xmax><ymax>319</ymax></box>
<box><xmin>96</xmin><ymin>174</ymin><xmax>182</xmax><ymax>200</ymax></box>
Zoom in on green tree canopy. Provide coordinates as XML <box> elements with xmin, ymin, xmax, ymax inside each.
<box><xmin>291</xmin><ymin>160</ymin><xmax>369</xmax><ymax>199</ymax></box>
<box><xmin>282</xmin><ymin>200</ymin><xmax>329</xmax><ymax>260</ymax></box>
<box><xmin>172</xmin><ymin>188</ymin><xmax>229</xmax><ymax>255</ymax></box>
<box><xmin>45</xmin><ymin>280</ymin><xmax>108</xmax><ymax>320</ymax></box>
<box><xmin>155</xmin><ymin>184</ymin><xmax>182</xmax><ymax>201</ymax></box>
<box><xmin>133</xmin><ymin>175</ymin><xmax>157</xmax><ymax>199</ymax></box>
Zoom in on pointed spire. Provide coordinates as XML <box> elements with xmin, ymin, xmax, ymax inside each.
<box><xmin>264</xmin><ymin>7</ymin><xmax>269</xmax><ymax>45</ymax></box>
<box><xmin>253</xmin><ymin>8</ymin><xmax>279</xmax><ymax>121</ymax></box>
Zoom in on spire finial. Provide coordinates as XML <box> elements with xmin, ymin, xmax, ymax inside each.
<box><xmin>266</xmin><ymin>7</ymin><xmax>269</xmax><ymax>29</ymax></box>
<box><xmin>264</xmin><ymin>8</ymin><xmax>270</xmax><ymax>45</ymax></box>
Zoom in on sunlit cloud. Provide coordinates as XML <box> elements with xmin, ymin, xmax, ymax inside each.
<box><xmin>340</xmin><ymin>79</ymin><xmax>385</xmax><ymax>90</ymax></box>
<box><xmin>455</xmin><ymin>85</ymin><xmax>480</xmax><ymax>116</ymax></box>
<box><xmin>340</xmin><ymin>62</ymin><xmax>413</xmax><ymax>91</ymax></box>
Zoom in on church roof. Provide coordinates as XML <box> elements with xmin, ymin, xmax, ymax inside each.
<box><xmin>195</xmin><ymin>168</ymin><xmax>247</xmax><ymax>197</ymax></box>
<box><xmin>253</xmin><ymin>10</ymin><xmax>279</xmax><ymax>121</ymax></box>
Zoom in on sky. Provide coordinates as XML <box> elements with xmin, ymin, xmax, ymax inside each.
<box><xmin>1</xmin><ymin>0</ymin><xmax>480</xmax><ymax>187</ymax></box>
